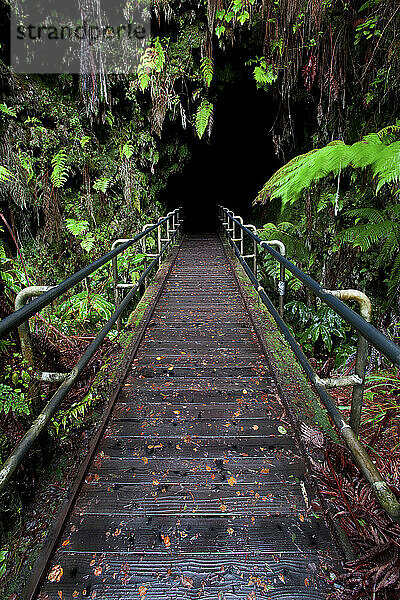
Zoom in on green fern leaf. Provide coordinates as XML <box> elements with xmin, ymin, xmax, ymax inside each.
<box><xmin>80</xmin><ymin>233</ymin><xmax>95</xmax><ymax>252</ymax></box>
<box><xmin>256</xmin><ymin>125</ymin><xmax>400</xmax><ymax>205</ymax></box>
<box><xmin>0</xmin><ymin>165</ymin><xmax>15</xmax><ymax>182</ymax></box>
<box><xmin>153</xmin><ymin>38</ymin><xmax>165</xmax><ymax>72</ymax></box>
<box><xmin>121</xmin><ymin>142</ymin><xmax>134</xmax><ymax>159</ymax></box>
<box><xmin>51</xmin><ymin>149</ymin><xmax>69</xmax><ymax>188</ymax></box>
<box><xmin>346</xmin><ymin>207</ymin><xmax>385</xmax><ymax>223</ymax></box>
<box><xmin>194</xmin><ymin>100</ymin><xmax>213</xmax><ymax>139</ymax></box>
<box><xmin>253</xmin><ymin>62</ymin><xmax>277</xmax><ymax>90</ymax></box>
<box><xmin>0</xmin><ymin>103</ymin><xmax>17</xmax><ymax>117</ymax></box>
<box><xmin>65</xmin><ymin>218</ymin><xmax>90</xmax><ymax>236</ymax></box>
<box><xmin>93</xmin><ymin>176</ymin><xmax>111</xmax><ymax>193</ymax></box>
<box><xmin>388</xmin><ymin>253</ymin><xmax>400</xmax><ymax>296</ymax></box>
<box><xmin>200</xmin><ymin>57</ymin><xmax>213</xmax><ymax>87</ymax></box>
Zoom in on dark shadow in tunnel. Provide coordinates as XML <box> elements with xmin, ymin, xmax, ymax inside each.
<box><xmin>162</xmin><ymin>50</ymin><xmax>280</xmax><ymax>232</ymax></box>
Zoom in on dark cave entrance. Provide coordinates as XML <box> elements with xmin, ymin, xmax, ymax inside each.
<box><xmin>162</xmin><ymin>49</ymin><xmax>280</xmax><ymax>233</ymax></box>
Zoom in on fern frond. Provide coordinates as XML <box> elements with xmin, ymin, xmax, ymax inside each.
<box><xmin>345</xmin><ymin>207</ymin><xmax>385</xmax><ymax>223</ymax></box>
<box><xmin>253</xmin><ymin>62</ymin><xmax>278</xmax><ymax>90</ymax></box>
<box><xmin>373</xmin><ymin>141</ymin><xmax>400</xmax><ymax>193</ymax></box>
<box><xmin>337</xmin><ymin>227</ymin><xmax>358</xmax><ymax>244</ymax></box>
<box><xmin>388</xmin><ymin>253</ymin><xmax>400</xmax><ymax>297</ymax></box>
<box><xmin>153</xmin><ymin>38</ymin><xmax>166</xmax><ymax>72</ymax></box>
<box><xmin>256</xmin><ymin>125</ymin><xmax>400</xmax><ymax>205</ymax></box>
<box><xmin>352</xmin><ymin>220</ymin><xmax>395</xmax><ymax>251</ymax></box>
<box><xmin>65</xmin><ymin>219</ymin><xmax>89</xmax><ymax>236</ymax></box>
<box><xmin>121</xmin><ymin>142</ymin><xmax>134</xmax><ymax>160</ymax></box>
<box><xmin>51</xmin><ymin>150</ymin><xmax>69</xmax><ymax>188</ymax></box>
<box><xmin>379</xmin><ymin>230</ymin><xmax>398</xmax><ymax>262</ymax></box>
<box><xmin>256</xmin><ymin>141</ymin><xmax>351</xmax><ymax>205</ymax></box>
<box><xmin>200</xmin><ymin>57</ymin><xmax>213</xmax><ymax>87</ymax></box>
<box><xmin>137</xmin><ymin>39</ymin><xmax>166</xmax><ymax>92</ymax></box>
<box><xmin>0</xmin><ymin>103</ymin><xmax>17</xmax><ymax>117</ymax></box>
<box><xmin>137</xmin><ymin>48</ymin><xmax>155</xmax><ymax>91</ymax></box>
<box><xmin>93</xmin><ymin>176</ymin><xmax>111</xmax><ymax>193</ymax></box>
<box><xmin>0</xmin><ymin>165</ymin><xmax>15</xmax><ymax>182</ymax></box>
<box><xmin>194</xmin><ymin>100</ymin><xmax>213</xmax><ymax>139</ymax></box>
<box><xmin>377</xmin><ymin>124</ymin><xmax>400</xmax><ymax>144</ymax></box>
<box><xmin>388</xmin><ymin>204</ymin><xmax>400</xmax><ymax>218</ymax></box>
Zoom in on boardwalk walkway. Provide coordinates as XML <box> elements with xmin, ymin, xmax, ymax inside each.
<box><xmin>38</xmin><ymin>234</ymin><xmax>337</xmax><ymax>600</ymax></box>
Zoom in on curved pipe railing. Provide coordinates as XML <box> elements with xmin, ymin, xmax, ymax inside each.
<box><xmin>0</xmin><ymin>209</ymin><xmax>182</xmax><ymax>493</ymax></box>
<box><xmin>218</xmin><ymin>205</ymin><xmax>400</xmax><ymax>523</ymax></box>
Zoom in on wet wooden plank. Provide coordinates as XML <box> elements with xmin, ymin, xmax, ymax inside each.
<box><xmin>104</xmin><ymin>417</ymin><xmax>293</xmax><ymax>438</ymax></box>
<box><xmin>84</xmin><ymin>455</ymin><xmax>305</xmax><ymax>484</ymax></box>
<box><xmin>39</xmin><ymin>553</ymin><xmax>332</xmax><ymax>600</ymax></box>
<box><xmin>57</xmin><ymin>515</ymin><xmax>330</xmax><ymax>553</ymax></box>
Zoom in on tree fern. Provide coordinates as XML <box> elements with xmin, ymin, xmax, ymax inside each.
<box><xmin>200</xmin><ymin>57</ymin><xmax>213</xmax><ymax>87</ymax></box>
<box><xmin>256</xmin><ymin>126</ymin><xmax>400</xmax><ymax>205</ymax></box>
<box><xmin>194</xmin><ymin>100</ymin><xmax>213</xmax><ymax>139</ymax></box>
<box><xmin>51</xmin><ymin>149</ymin><xmax>69</xmax><ymax>188</ymax></box>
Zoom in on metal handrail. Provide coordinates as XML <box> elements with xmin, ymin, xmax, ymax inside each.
<box><xmin>0</xmin><ymin>210</ymin><xmax>181</xmax><ymax>338</ymax></box>
<box><xmin>219</xmin><ymin>206</ymin><xmax>400</xmax><ymax>365</ymax></box>
<box><xmin>218</xmin><ymin>205</ymin><xmax>400</xmax><ymax>522</ymax></box>
<box><xmin>0</xmin><ymin>209</ymin><xmax>182</xmax><ymax>493</ymax></box>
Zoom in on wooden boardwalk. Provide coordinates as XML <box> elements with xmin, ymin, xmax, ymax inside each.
<box><xmin>38</xmin><ymin>234</ymin><xmax>337</xmax><ymax>600</ymax></box>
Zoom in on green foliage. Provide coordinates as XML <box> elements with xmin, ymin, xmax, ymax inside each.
<box><xmin>50</xmin><ymin>393</ymin><xmax>94</xmax><ymax>438</ymax></box>
<box><xmin>256</xmin><ymin>126</ymin><xmax>400</xmax><ymax>205</ymax></box>
<box><xmin>65</xmin><ymin>219</ymin><xmax>95</xmax><ymax>252</ymax></box>
<box><xmin>51</xmin><ymin>149</ymin><xmax>69</xmax><ymax>188</ymax></box>
<box><xmin>0</xmin><ymin>103</ymin><xmax>17</xmax><ymax>118</ymax></box>
<box><xmin>337</xmin><ymin>204</ymin><xmax>400</xmax><ymax>296</ymax></box>
<box><xmin>0</xmin><ymin>384</ymin><xmax>30</xmax><ymax>416</ymax></box>
<box><xmin>200</xmin><ymin>57</ymin><xmax>213</xmax><ymax>88</ymax></box>
<box><xmin>253</xmin><ymin>60</ymin><xmax>278</xmax><ymax>91</ymax></box>
<box><xmin>285</xmin><ymin>300</ymin><xmax>349</xmax><ymax>356</ymax></box>
<box><xmin>0</xmin><ymin>549</ymin><xmax>8</xmax><ymax>579</ymax></box>
<box><xmin>0</xmin><ymin>359</ymin><xmax>32</xmax><ymax>417</ymax></box>
<box><xmin>215</xmin><ymin>0</ymin><xmax>254</xmax><ymax>37</ymax></box>
<box><xmin>92</xmin><ymin>176</ymin><xmax>112</xmax><ymax>194</ymax></box>
<box><xmin>56</xmin><ymin>291</ymin><xmax>114</xmax><ymax>329</ymax></box>
<box><xmin>194</xmin><ymin>100</ymin><xmax>213</xmax><ymax>140</ymax></box>
<box><xmin>354</xmin><ymin>16</ymin><xmax>381</xmax><ymax>45</ymax></box>
<box><xmin>137</xmin><ymin>39</ymin><xmax>166</xmax><ymax>91</ymax></box>
<box><xmin>0</xmin><ymin>166</ymin><xmax>14</xmax><ymax>183</ymax></box>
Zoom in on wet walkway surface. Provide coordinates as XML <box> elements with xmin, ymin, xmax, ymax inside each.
<box><xmin>39</xmin><ymin>234</ymin><xmax>337</xmax><ymax>599</ymax></box>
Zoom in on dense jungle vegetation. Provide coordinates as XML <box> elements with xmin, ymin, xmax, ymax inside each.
<box><xmin>1</xmin><ymin>0</ymin><xmax>400</xmax><ymax>598</ymax></box>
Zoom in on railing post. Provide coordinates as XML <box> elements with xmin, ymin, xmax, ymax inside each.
<box><xmin>323</xmin><ymin>289</ymin><xmax>372</xmax><ymax>437</ymax></box>
<box><xmin>243</xmin><ymin>224</ymin><xmax>258</xmax><ymax>279</ymax></box>
<box><xmin>157</xmin><ymin>217</ymin><xmax>163</xmax><ymax>268</ymax></box>
<box><xmin>260</xmin><ymin>240</ymin><xmax>286</xmax><ymax>317</ymax></box>
<box><xmin>111</xmin><ymin>239</ymin><xmax>134</xmax><ymax>331</ymax></box>
<box><xmin>14</xmin><ymin>287</ymin><xmax>68</xmax><ymax>410</ymax></box>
